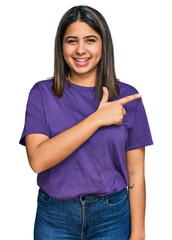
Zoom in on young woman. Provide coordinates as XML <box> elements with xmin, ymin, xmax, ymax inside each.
<box><xmin>19</xmin><ymin>5</ymin><xmax>153</xmax><ymax>240</ymax></box>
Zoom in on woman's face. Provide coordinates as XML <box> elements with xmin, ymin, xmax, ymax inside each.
<box><xmin>62</xmin><ymin>21</ymin><xmax>102</xmax><ymax>77</ymax></box>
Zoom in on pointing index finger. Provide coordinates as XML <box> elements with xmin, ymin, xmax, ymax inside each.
<box><xmin>119</xmin><ymin>93</ymin><xmax>141</xmax><ymax>105</ymax></box>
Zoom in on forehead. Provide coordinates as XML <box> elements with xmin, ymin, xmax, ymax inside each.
<box><xmin>64</xmin><ymin>21</ymin><xmax>100</xmax><ymax>38</ymax></box>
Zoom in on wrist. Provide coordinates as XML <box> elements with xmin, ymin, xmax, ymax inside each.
<box><xmin>92</xmin><ymin>111</ymin><xmax>103</xmax><ymax>128</ymax></box>
<box><xmin>129</xmin><ymin>233</ymin><xmax>145</xmax><ymax>240</ymax></box>
<box><xmin>129</xmin><ymin>238</ymin><xmax>145</xmax><ymax>240</ymax></box>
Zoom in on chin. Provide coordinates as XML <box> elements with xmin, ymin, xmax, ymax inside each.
<box><xmin>72</xmin><ymin>67</ymin><xmax>91</xmax><ymax>74</ymax></box>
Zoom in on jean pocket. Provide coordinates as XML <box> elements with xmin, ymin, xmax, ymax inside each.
<box><xmin>38</xmin><ymin>188</ymin><xmax>52</xmax><ymax>203</ymax></box>
<box><xmin>105</xmin><ymin>188</ymin><xmax>129</xmax><ymax>207</ymax></box>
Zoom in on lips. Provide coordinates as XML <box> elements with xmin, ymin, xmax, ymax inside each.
<box><xmin>73</xmin><ymin>57</ymin><xmax>91</xmax><ymax>66</ymax></box>
<box><xmin>73</xmin><ymin>57</ymin><xmax>91</xmax><ymax>62</ymax></box>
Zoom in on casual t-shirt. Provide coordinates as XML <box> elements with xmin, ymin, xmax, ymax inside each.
<box><xmin>19</xmin><ymin>78</ymin><xmax>154</xmax><ymax>200</ymax></box>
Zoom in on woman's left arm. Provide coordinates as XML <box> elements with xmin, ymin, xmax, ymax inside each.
<box><xmin>126</xmin><ymin>147</ymin><xmax>146</xmax><ymax>240</ymax></box>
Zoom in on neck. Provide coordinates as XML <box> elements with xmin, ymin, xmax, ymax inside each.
<box><xmin>68</xmin><ymin>70</ymin><xmax>97</xmax><ymax>87</ymax></box>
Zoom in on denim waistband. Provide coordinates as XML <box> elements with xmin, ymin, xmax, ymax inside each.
<box><xmin>70</xmin><ymin>187</ymin><xmax>128</xmax><ymax>205</ymax></box>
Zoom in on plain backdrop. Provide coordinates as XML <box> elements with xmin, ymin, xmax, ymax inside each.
<box><xmin>1</xmin><ymin>0</ymin><xmax>171</xmax><ymax>239</ymax></box>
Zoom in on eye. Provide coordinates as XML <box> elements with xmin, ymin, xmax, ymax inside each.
<box><xmin>87</xmin><ymin>39</ymin><xmax>96</xmax><ymax>43</ymax></box>
<box><xmin>67</xmin><ymin>40</ymin><xmax>76</xmax><ymax>44</ymax></box>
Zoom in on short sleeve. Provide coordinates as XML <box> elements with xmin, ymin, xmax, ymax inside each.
<box><xmin>19</xmin><ymin>83</ymin><xmax>51</xmax><ymax>146</ymax></box>
<box><xmin>125</xmin><ymin>97</ymin><xmax>154</xmax><ymax>151</ymax></box>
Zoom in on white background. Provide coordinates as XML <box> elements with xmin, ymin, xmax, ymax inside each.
<box><xmin>1</xmin><ymin>0</ymin><xmax>171</xmax><ymax>239</ymax></box>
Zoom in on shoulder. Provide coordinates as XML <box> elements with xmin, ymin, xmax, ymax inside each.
<box><xmin>116</xmin><ymin>80</ymin><xmax>141</xmax><ymax>110</ymax></box>
<box><xmin>35</xmin><ymin>77</ymin><xmax>53</xmax><ymax>89</ymax></box>
<box><xmin>27</xmin><ymin>78</ymin><xmax>54</xmax><ymax>103</ymax></box>
<box><xmin>30</xmin><ymin>78</ymin><xmax>53</xmax><ymax>93</ymax></box>
<box><xmin>118</xmin><ymin>80</ymin><xmax>139</xmax><ymax>98</ymax></box>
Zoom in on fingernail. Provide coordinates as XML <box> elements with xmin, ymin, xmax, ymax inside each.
<box><xmin>103</xmin><ymin>87</ymin><xmax>106</xmax><ymax>92</ymax></box>
<box><xmin>137</xmin><ymin>93</ymin><xmax>141</xmax><ymax>97</ymax></box>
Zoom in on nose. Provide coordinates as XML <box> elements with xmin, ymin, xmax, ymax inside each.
<box><xmin>75</xmin><ymin>42</ymin><xmax>86</xmax><ymax>55</ymax></box>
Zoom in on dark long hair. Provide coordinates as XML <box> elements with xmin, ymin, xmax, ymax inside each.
<box><xmin>52</xmin><ymin>5</ymin><xmax>120</xmax><ymax>100</ymax></box>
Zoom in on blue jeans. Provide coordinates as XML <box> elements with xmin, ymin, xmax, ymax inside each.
<box><xmin>34</xmin><ymin>187</ymin><xmax>131</xmax><ymax>239</ymax></box>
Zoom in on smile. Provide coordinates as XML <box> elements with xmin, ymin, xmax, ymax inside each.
<box><xmin>72</xmin><ymin>57</ymin><xmax>91</xmax><ymax>67</ymax></box>
<box><xmin>73</xmin><ymin>57</ymin><xmax>91</xmax><ymax>62</ymax></box>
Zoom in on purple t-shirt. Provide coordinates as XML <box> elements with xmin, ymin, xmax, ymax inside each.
<box><xmin>19</xmin><ymin>78</ymin><xmax>153</xmax><ymax>200</ymax></box>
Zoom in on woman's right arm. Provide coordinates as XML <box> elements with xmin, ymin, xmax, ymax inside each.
<box><xmin>25</xmin><ymin>87</ymin><xmax>140</xmax><ymax>174</ymax></box>
<box><xmin>25</xmin><ymin>112</ymin><xmax>101</xmax><ymax>173</ymax></box>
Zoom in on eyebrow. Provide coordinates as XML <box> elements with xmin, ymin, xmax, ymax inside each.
<box><xmin>64</xmin><ymin>35</ymin><xmax>98</xmax><ymax>41</ymax></box>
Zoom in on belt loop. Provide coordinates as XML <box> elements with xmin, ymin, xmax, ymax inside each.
<box><xmin>100</xmin><ymin>195</ymin><xmax>106</xmax><ymax>202</ymax></box>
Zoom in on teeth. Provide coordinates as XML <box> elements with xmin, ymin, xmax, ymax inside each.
<box><xmin>74</xmin><ymin>58</ymin><xmax>90</xmax><ymax>62</ymax></box>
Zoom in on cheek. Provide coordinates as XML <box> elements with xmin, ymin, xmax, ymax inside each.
<box><xmin>91</xmin><ymin>44</ymin><xmax>102</xmax><ymax>60</ymax></box>
<box><xmin>62</xmin><ymin>44</ymin><xmax>73</xmax><ymax>58</ymax></box>
<box><xmin>62</xmin><ymin>52</ymin><xmax>68</xmax><ymax>65</ymax></box>
<box><xmin>94</xmin><ymin>50</ymin><xmax>102</xmax><ymax>61</ymax></box>
<box><xmin>62</xmin><ymin>50</ymin><xmax>70</xmax><ymax>67</ymax></box>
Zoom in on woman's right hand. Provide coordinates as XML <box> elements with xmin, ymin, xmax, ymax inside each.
<box><xmin>95</xmin><ymin>87</ymin><xmax>141</xmax><ymax>127</ymax></box>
